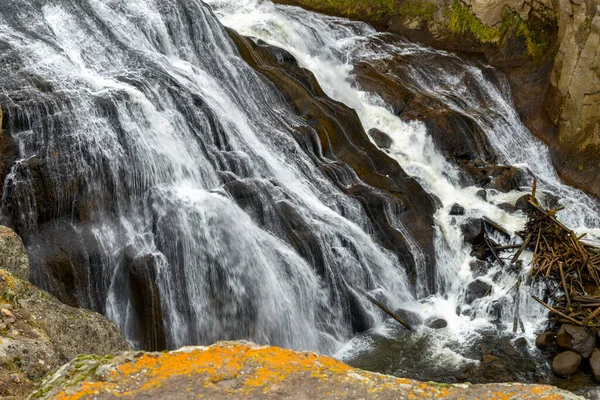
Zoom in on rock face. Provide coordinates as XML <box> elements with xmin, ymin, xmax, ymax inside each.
<box><xmin>545</xmin><ymin>0</ymin><xmax>600</xmax><ymax>197</ymax></box>
<box><xmin>0</xmin><ymin>228</ymin><xmax>130</xmax><ymax>398</ymax></box>
<box><xmin>228</xmin><ymin>30</ymin><xmax>438</xmax><ymax>292</ymax></box>
<box><xmin>0</xmin><ymin>226</ymin><xmax>29</xmax><ymax>280</ymax></box>
<box><xmin>30</xmin><ymin>341</ymin><xmax>582</xmax><ymax>399</ymax></box>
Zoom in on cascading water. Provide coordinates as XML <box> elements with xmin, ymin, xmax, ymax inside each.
<box><xmin>206</xmin><ymin>0</ymin><xmax>600</xmax><ymax>388</ymax></box>
<box><xmin>1</xmin><ymin>0</ymin><xmax>600</xmax><ymax>394</ymax></box>
<box><xmin>0</xmin><ymin>0</ymin><xmax>418</xmax><ymax>353</ymax></box>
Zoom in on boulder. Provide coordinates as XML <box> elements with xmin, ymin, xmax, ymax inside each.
<box><xmin>476</xmin><ymin>190</ymin><xmax>488</xmax><ymax>201</ymax></box>
<box><xmin>515</xmin><ymin>194</ymin><xmax>533</xmax><ymax>211</ymax></box>
<box><xmin>393</xmin><ymin>308</ymin><xmax>422</xmax><ymax>327</ymax></box>
<box><xmin>470</xmin><ymin>259</ymin><xmax>491</xmax><ymax>277</ymax></box>
<box><xmin>0</xmin><ymin>266</ymin><xmax>130</xmax><ymax>397</ymax></box>
<box><xmin>450</xmin><ymin>203</ymin><xmax>465</xmax><ymax>216</ymax></box>
<box><xmin>556</xmin><ymin>324</ymin><xmax>595</xmax><ymax>358</ymax></box>
<box><xmin>552</xmin><ymin>351</ymin><xmax>581</xmax><ymax>377</ymax></box>
<box><xmin>460</xmin><ymin>218</ymin><xmax>485</xmax><ymax>245</ymax></box>
<box><xmin>590</xmin><ymin>348</ymin><xmax>600</xmax><ymax>382</ymax></box>
<box><xmin>465</xmin><ymin>279</ymin><xmax>492</xmax><ymax>304</ymax></box>
<box><xmin>535</xmin><ymin>332</ymin><xmax>555</xmax><ymax>348</ymax></box>
<box><xmin>0</xmin><ymin>226</ymin><xmax>29</xmax><ymax>280</ymax></box>
<box><xmin>497</xmin><ymin>202</ymin><xmax>518</xmax><ymax>213</ymax></box>
<box><xmin>426</xmin><ymin>317</ymin><xmax>448</xmax><ymax>329</ymax></box>
<box><xmin>368</xmin><ymin>128</ymin><xmax>393</xmax><ymax>149</ymax></box>
<box><xmin>29</xmin><ymin>341</ymin><xmax>580</xmax><ymax>399</ymax></box>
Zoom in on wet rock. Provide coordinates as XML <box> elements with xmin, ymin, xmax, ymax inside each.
<box><xmin>552</xmin><ymin>351</ymin><xmax>581</xmax><ymax>377</ymax></box>
<box><xmin>514</xmin><ymin>337</ymin><xmax>528</xmax><ymax>348</ymax></box>
<box><xmin>515</xmin><ymin>194</ymin><xmax>533</xmax><ymax>211</ymax></box>
<box><xmin>476</xmin><ymin>190</ymin><xmax>488</xmax><ymax>201</ymax></box>
<box><xmin>556</xmin><ymin>324</ymin><xmax>595</xmax><ymax>358</ymax></box>
<box><xmin>229</xmin><ymin>31</ymin><xmax>438</xmax><ymax>294</ymax></box>
<box><xmin>0</xmin><ymin>226</ymin><xmax>29</xmax><ymax>281</ymax></box>
<box><xmin>426</xmin><ymin>317</ymin><xmax>447</xmax><ymax>329</ymax></box>
<box><xmin>0</xmin><ymin>109</ymin><xmax>17</xmax><ymax>191</ymax></box>
<box><xmin>535</xmin><ymin>332</ymin><xmax>555</xmax><ymax>348</ymax></box>
<box><xmin>590</xmin><ymin>348</ymin><xmax>600</xmax><ymax>382</ymax></box>
<box><xmin>465</xmin><ymin>279</ymin><xmax>492</xmax><ymax>304</ymax></box>
<box><xmin>449</xmin><ymin>203</ymin><xmax>465</xmax><ymax>216</ymax></box>
<box><xmin>497</xmin><ymin>202</ymin><xmax>518</xmax><ymax>213</ymax></box>
<box><xmin>393</xmin><ymin>308</ymin><xmax>422</xmax><ymax>327</ymax></box>
<box><xmin>460</xmin><ymin>218</ymin><xmax>485</xmax><ymax>245</ymax></box>
<box><xmin>470</xmin><ymin>244</ymin><xmax>491</xmax><ymax>261</ymax></box>
<box><xmin>368</xmin><ymin>128</ymin><xmax>393</xmax><ymax>149</ymax></box>
<box><xmin>127</xmin><ymin>249</ymin><xmax>167</xmax><ymax>352</ymax></box>
<box><xmin>469</xmin><ymin>259</ymin><xmax>491</xmax><ymax>278</ymax></box>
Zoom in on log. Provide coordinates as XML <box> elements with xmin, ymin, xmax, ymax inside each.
<box><xmin>511</xmin><ymin>234</ymin><xmax>532</xmax><ymax>265</ymax></box>
<box><xmin>532</xmin><ymin>296</ymin><xmax>583</xmax><ymax>326</ymax></box>
<box><xmin>357</xmin><ymin>287</ymin><xmax>413</xmax><ymax>331</ymax></box>
<box><xmin>482</xmin><ymin>216</ymin><xmax>511</xmax><ymax>238</ymax></box>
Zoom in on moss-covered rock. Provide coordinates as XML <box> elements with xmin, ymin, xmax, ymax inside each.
<box><xmin>29</xmin><ymin>341</ymin><xmax>583</xmax><ymax>399</ymax></box>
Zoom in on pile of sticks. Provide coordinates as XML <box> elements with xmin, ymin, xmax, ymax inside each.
<box><xmin>517</xmin><ymin>181</ymin><xmax>600</xmax><ymax>330</ymax></box>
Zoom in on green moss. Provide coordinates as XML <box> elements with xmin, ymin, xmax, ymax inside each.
<box><xmin>448</xmin><ymin>0</ymin><xmax>553</xmax><ymax>60</ymax></box>
<box><xmin>396</xmin><ymin>0</ymin><xmax>436</xmax><ymax>22</ymax></box>
<box><xmin>449</xmin><ymin>0</ymin><xmax>503</xmax><ymax>43</ymax></box>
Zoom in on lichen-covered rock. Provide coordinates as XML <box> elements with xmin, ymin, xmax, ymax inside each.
<box><xmin>0</xmin><ymin>226</ymin><xmax>29</xmax><ymax>280</ymax></box>
<box><xmin>29</xmin><ymin>341</ymin><xmax>583</xmax><ymax>399</ymax></box>
<box><xmin>0</xmin><ymin>268</ymin><xmax>130</xmax><ymax>398</ymax></box>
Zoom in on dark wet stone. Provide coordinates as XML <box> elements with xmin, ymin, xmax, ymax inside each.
<box><xmin>127</xmin><ymin>249</ymin><xmax>167</xmax><ymax>352</ymax></box>
<box><xmin>449</xmin><ymin>203</ymin><xmax>465</xmax><ymax>216</ymax></box>
<box><xmin>461</xmin><ymin>218</ymin><xmax>485</xmax><ymax>245</ymax></box>
<box><xmin>426</xmin><ymin>317</ymin><xmax>447</xmax><ymax>329</ymax></box>
<box><xmin>515</xmin><ymin>194</ymin><xmax>533</xmax><ymax>211</ymax></box>
<box><xmin>393</xmin><ymin>308</ymin><xmax>422</xmax><ymax>327</ymax></box>
<box><xmin>465</xmin><ymin>279</ymin><xmax>492</xmax><ymax>304</ymax></box>
<box><xmin>476</xmin><ymin>190</ymin><xmax>487</xmax><ymax>201</ymax></box>
<box><xmin>535</xmin><ymin>331</ymin><xmax>555</xmax><ymax>349</ymax></box>
<box><xmin>470</xmin><ymin>260</ymin><xmax>491</xmax><ymax>278</ymax></box>
<box><xmin>368</xmin><ymin>128</ymin><xmax>393</xmax><ymax>149</ymax></box>
<box><xmin>514</xmin><ymin>337</ymin><xmax>528</xmax><ymax>348</ymax></box>
<box><xmin>552</xmin><ymin>351</ymin><xmax>581</xmax><ymax>377</ymax></box>
<box><xmin>497</xmin><ymin>202</ymin><xmax>518</xmax><ymax>213</ymax></box>
<box><xmin>556</xmin><ymin>324</ymin><xmax>595</xmax><ymax>358</ymax></box>
<box><xmin>470</xmin><ymin>245</ymin><xmax>490</xmax><ymax>261</ymax></box>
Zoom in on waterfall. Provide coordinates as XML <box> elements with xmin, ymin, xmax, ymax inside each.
<box><xmin>205</xmin><ymin>0</ymin><xmax>600</xmax><ymax>369</ymax></box>
<box><xmin>0</xmin><ymin>0</ymin><xmax>416</xmax><ymax>353</ymax></box>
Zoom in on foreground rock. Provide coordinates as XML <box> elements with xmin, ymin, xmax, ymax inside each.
<box><xmin>0</xmin><ymin>226</ymin><xmax>130</xmax><ymax>398</ymax></box>
<box><xmin>30</xmin><ymin>341</ymin><xmax>582</xmax><ymax>399</ymax></box>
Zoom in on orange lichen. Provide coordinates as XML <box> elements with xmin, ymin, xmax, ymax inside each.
<box><xmin>45</xmin><ymin>342</ymin><xmax>576</xmax><ymax>400</ymax></box>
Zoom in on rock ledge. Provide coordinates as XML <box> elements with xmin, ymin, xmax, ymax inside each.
<box><xmin>30</xmin><ymin>341</ymin><xmax>583</xmax><ymax>399</ymax></box>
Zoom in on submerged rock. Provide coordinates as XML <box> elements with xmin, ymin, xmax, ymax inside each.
<box><xmin>460</xmin><ymin>218</ymin><xmax>485</xmax><ymax>245</ymax></box>
<box><xmin>30</xmin><ymin>341</ymin><xmax>580</xmax><ymax>399</ymax></box>
<box><xmin>368</xmin><ymin>128</ymin><xmax>393</xmax><ymax>149</ymax></box>
<box><xmin>465</xmin><ymin>279</ymin><xmax>492</xmax><ymax>304</ymax></box>
<box><xmin>426</xmin><ymin>317</ymin><xmax>448</xmax><ymax>329</ymax></box>
<box><xmin>556</xmin><ymin>324</ymin><xmax>595</xmax><ymax>358</ymax></box>
<box><xmin>450</xmin><ymin>203</ymin><xmax>465</xmax><ymax>216</ymax></box>
<box><xmin>552</xmin><ymin>351</ymin><xmax>581</xmax><ymax>377</ymax></box>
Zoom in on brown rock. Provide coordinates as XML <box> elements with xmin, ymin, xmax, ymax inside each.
<box><xmin>1</xmin><ymin>307</ymin><xmax>15</xmax><ymax>319</ymax></box>
<box><xmin>556</xmin><ymin>324</ymin><xmax>595</xmax><ymax>358</ymax></box>
<box><xmin>535</xmin><ymin>331</ymin><xmax>555</xmax><ymax>348</ymax></box>
<box><xmin>590</xmin><ymin>348</ymin><xmax>600</xmax><ymax>382</ymax></box>
<box><xmin>552</xmin><ymin>351</ymin><xmax>581</xmax><ymax>376</ymax></box>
